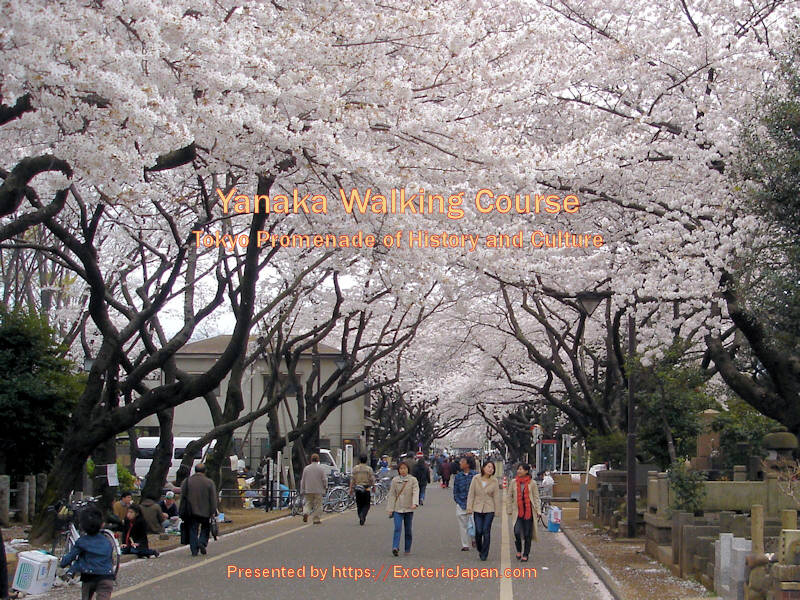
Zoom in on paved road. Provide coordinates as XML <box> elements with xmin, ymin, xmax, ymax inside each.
<box><xmin>43</xmin><ymin>485</ymin><xmax>612</xmax><ymax>599</ymax></box>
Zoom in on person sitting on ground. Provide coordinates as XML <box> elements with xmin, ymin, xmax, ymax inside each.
<box><xmin>121</xmin><ymin>504</ymin><xmax>160</xmax><ymax>559</ymax></box>
<box><xmin>59</xmin><ymin>507</ymin><xmax>116</xmax><ymax>598</ymax></box>
<box><xmin>112</xmin><ymin>491</ymin><xmax>133</xmax><ymax>523</ymax></box>
<box><xmin>139</xmin><ymin>495</ymin><xmax>165</xmax><ymax>534</ymax></box>
<box><xmin>159</xmin><ymin>491</ymin><xmax>179</xmax><ymax>530</ymax></box>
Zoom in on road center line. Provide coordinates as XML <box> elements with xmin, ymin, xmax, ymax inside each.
<box><xmin>112</xmin><ymin>514</ymin><xmax>340</xmax><ymax>596</ymax></box>
<box><xmin>500</xmin><ymin>489</ymin><xmax>513</xmax><ymax>600</ymax></box>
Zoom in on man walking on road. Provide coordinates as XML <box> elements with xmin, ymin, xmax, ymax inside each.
<box><xmin>180</xmin><ymin>463</ymin><xmax>217</xmax><ymax>557</ymax></box>
<box><xmin>350</xmin><ymin>454</ymin><xmax>376</xmax><ymax>525</ymax></box>
<box><xmin>300</xmin><ymin>453</ymin><xmax>328</xmax><ymax>524</ymax></box>
<box><xmin>453</xmin><ymin>456</ymin><xmax>477</xmax><ymax>551</ymax></box>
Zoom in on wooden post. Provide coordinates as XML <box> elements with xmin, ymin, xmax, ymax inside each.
<box><xmin>17</xmin><ymin>480</ymin><xmax>30</xmax><ymax>524</ymax></box>
<box><xmin>25</xmin><ymin>474</ymin><xmax>36</xmax><ymax>521</ymax></box>
<box><xmin>579</xmin><ymin>483</ymin><xmax>588</xmax><ymax>520</ymax></box>
<box><xmin>0</xmin><ymin>475</ymin><xmax>9</xmax><ymax>526</ymax></box>
<box><xmin>751</xmin><ymin>504</ymin><xmax>764</xmax><ymax>554</ymax></box>
<box><xmin>781</xmin><ymin>509</ymin><xmax>798</xmax><ymax>531</ymax></box>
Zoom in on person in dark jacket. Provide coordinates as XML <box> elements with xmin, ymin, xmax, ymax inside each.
<box><xmin>180</xmin><ymin>463</ymin><xmax>218</xmax><ymax>556</ymax></box>
<box><xmin>121</xmin><ymin>504</ymin><xmax>159</xmax><ymax>558</ymax></box>
<box><xmin>138</xmin><ymin>497</ymin><xmax>165</xmax><ymax>534</ymax></box>
<box><xmin>59</xmin><ymin>507</ymin><xmax>116</xmax><ymax>599</ymax></box>
<box><xmin>412</xmin><ymin>458</ymin><xmax>431</xmax><ymax>505</ymax></box>
<box><xmin>1</xmin><ymin>527</ymin><xmax>8</xmax><ymax>600</ymax></box>
<box><xmin>440</xmin><ymin>458</ymin><xmax>451</xmax><ymax>488</ymax></box>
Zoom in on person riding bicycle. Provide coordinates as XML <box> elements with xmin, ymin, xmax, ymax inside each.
<box><xmin>59</xmin><ymin>507</ymin><xmax>116</xmax><ymax>599</ymax></box>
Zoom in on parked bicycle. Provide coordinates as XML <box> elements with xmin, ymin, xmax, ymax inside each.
<box><xmin>48</xmin><ymin>495</ymin><xmax>121</xmax><ymax>578</ymax></box>
<box><xmin>370</xmin><ymin>476</ymin><xmax>392</xmax><ymax>505</ymax></box>
<box><xmin>537</xmin><ymin>494</ymin><xmax>552</xmax><ymax>529</ymax></box>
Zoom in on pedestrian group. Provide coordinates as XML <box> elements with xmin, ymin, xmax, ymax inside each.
<box><xmin>300</xmin><ymin>450</ymin><xmax>542</xmax><ymax>562</ymax></box>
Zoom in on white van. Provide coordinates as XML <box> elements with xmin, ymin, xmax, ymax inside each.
<box><xmin>134</xmin><ymin>437</ymin><xmax>236</xmax><ymax>483</ymax></box>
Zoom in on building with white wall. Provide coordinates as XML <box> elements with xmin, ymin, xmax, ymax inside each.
<box><xmin>136</xmin><ymin>335</ymin><xmax>369</xmax><ymax>467</ymax></box>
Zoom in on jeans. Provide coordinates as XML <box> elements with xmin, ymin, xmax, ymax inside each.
<box><xmin>513</xmin><ymin>517</ymin><xmax>533</xmax><ymax>557</ymax></box>
<box><xmin>186</xmin><ymin>514</ymin><xmax>211</xmax><ymax>555</ymax></box>
<box><xmin>474</xmin><ymin>512</ymin><xmax>495</xmax><ymax>560</ymax></box>
<box><xmin>355</xmin><ymin>489</ymin><xmax>371</xmax><ymax>523</ymax></box>
<box><xmin>419</xmin><ymin>485</ymin><xmax>427</xmax><ymax>503</ymax></box>
<box><xmin>392</xmin><ymin>511</ymin><xmax>413</xmax><ymax>552</ymax></box>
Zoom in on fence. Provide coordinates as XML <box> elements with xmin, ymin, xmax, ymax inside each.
<box><xmin>0</xmin><ymin>473</ymin><xmax>49</xmax><ymax>526</ymax></box>
<box><xmin>217</xmin><ymin>485</ymin><xmax>294</xmax><ymax>511</ymax></box>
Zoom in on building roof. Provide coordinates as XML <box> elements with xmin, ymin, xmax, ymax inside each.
<box><xmin>178</xmin><ymin>335</ymin><xmax>342</xmax><ymax>356</ymax></box>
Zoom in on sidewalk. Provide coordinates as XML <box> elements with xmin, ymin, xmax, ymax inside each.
<box><xmin>559</xmin><ymin>507</ymin><xmax>714</xmax><ymax>600</ymax></box>
<box><xmin>4</xmin><ymin>507</ymin><xmax>289</xmax><ymax>581</ymax></box>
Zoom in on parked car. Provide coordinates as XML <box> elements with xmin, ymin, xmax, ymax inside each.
<box><xmin>134</xmin><ymin>437</ymin><xmax>238</xmax><ymax>483</ymax></box>
<box><xmin>588</xmin><ymin>463</ymin><xmax>608</xmax><ymax>478</ymax></box>
<box><xmin>317</xmin><ymin>449</ymin><xmax>340</xmax><ymax>476</ymax></box>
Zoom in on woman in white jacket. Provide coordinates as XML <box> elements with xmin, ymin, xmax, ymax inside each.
<box><xmin>386</xmin><ymin>461</ymin><xmax>420</xmax><ymax>556</ymax></box>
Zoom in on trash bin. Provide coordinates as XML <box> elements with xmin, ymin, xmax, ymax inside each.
<box><xmin>547</xmin><ymin>506</ymin><xmax>562</xmax><ymax>532</ymax></box>
<box><xmin>12</xmin><ymin>550</ymin><xmax>59</xmax><ymax>595</ymax></box>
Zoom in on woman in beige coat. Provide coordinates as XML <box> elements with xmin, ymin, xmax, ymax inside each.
<box><xmin>386</xmin><ymin>461</ymin><xmax>420</xmax><ymax>556</ymax></box>
<box><xmin>466</xmin><ymin>461</ymin><xmax>502</xmax><ymax>561</ymax></box>
<box><xmin>505</xmin><ymin>462</ymin><xmax>540</xmax><ymax>562</ymax></box>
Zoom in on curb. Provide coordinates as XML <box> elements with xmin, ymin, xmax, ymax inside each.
<box><xmin>121</xmin><ymin>509</ymin><xmax>291</xmax><ymax>562</ymax></box>
<box><xmin>561</xmin><ymin>524</ymin><xmax>626</xmax><ymax>600</ymax></box>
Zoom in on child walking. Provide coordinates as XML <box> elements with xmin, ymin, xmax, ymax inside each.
<box><xmin>121</xmin><ymin>504</ymin><xmax>160</xmax><ymax>558</ymax></box>
<box><xmin>59</xmin><ymin>507</ymin><xmax>116</xmax><ymax>599</ymax></box>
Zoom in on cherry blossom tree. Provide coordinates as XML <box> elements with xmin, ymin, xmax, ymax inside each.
<box><xmin>2</xmin><ymin>0</ymin><xmax>799</xmax><ymax>527</ymax></box>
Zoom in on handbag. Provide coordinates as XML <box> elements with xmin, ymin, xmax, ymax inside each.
<box><xmin>179</xmin><ymin>495</ymin><xmax>192</xmax><ymax>520</ymax></box>
<box><xmin>210</xmin><ymin>517</ymin><xmax>219</xmax><ymax>541</ymax></box>
<box><xmin>179</xmin><ymin>521</ymin><xmax>189</xmax><ymax>545</ymax></box>
<box><xmin>467</xmin><ymin>515</ymin><xmax>476</xmax><ymax>537</ymax></box>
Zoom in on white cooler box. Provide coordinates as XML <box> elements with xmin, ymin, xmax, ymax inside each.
<box><xmin>12</xmin><ymin>550</ymin><xmax>59</xmax><ymax>595</ymax></box>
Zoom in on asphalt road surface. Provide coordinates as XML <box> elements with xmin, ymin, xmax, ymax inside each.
<box><xmin>42</xmin><ymin>485</ymin><xmax>613</xmax><ymax>600</ymax></box>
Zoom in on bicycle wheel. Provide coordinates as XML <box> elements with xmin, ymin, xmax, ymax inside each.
<box><xmin>291</xmin><ymin>493</ymin><xmax>304</xmax><ymax>517</ymax></box>
<box><xmin>51</xmin><ymin>531</ymin><xmax>73</xmax><ymax>559</ymax></box>
<box><xmin>102</xmin><ymin>530</ymin><xmax>121</xmax><ymax>577</ymax></box>
<box><xmin>323</xmin><ymin>488</ymin><xmax>344</xmax><ymax>512</ymax></box>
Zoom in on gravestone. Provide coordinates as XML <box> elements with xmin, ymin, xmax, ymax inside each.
<box><xmin>716</xmin><ymin>533</ymin><xmax>733</xmax><ymax>598</ymax></box>
<box><xmin>730</xmin><ymin>537</ymin><xmax>752</xmax><ymax>600</ymax></box>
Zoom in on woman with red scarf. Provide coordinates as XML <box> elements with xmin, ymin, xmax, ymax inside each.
<box><xmin>505</xmin><ymin>463</ymin><xmax>540</xmax><ymax>561</ymax></box>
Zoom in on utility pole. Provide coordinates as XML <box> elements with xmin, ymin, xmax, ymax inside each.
<box><xmin>626</xmin><ymin>314</ymin><xmax>637</xmax><ymax>538</ymax></box>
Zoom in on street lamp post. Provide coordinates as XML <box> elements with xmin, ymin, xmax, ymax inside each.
<box><xmin>575</xmin><ymin>291</ymin><xmax>605</xmax><ymax>526</ymax></box>
<box><xmin>335</xmin><ymin>356</ymin><xmax>348</xmax><ymax>452</ymax></box>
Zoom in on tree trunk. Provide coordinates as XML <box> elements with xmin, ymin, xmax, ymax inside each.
<box><xmin>29</xmin><ymin>446</ymin><xmax>93</xmax><ymax>543</ymax></box>
<box><xmin>91</xmin><ymin>436</ymin><xmax>117</xmax><ymax>514</ymax></box>
<box><xmin>127</xmin><ymin>427</ymin><xmax>139</xmax><ymax>479</ymax></box>
<box><xmin>141</xmin><ymin>408</ymin><xmax>173</xmax><ymax>499</ymax></box>
<box><xmin>661</xmin><ymin>412</ymin><xmax>678</xmax><ymax>465</ymax></box>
